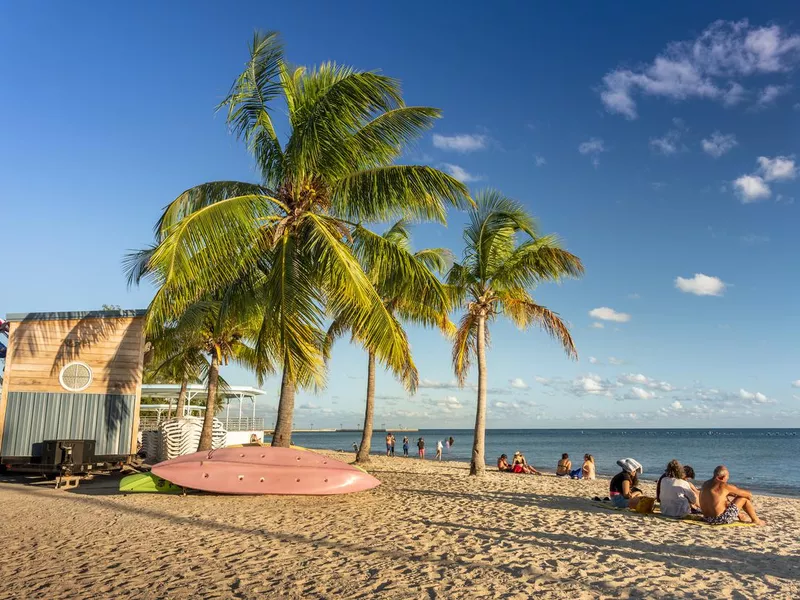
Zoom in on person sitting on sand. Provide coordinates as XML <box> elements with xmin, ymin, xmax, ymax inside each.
<box><xmin>497</xmin><ymin>454</ymin><xmax>513</xmax><ymax>472</ymax></box>
<box><xmin>658</xmin><ymin>459</ymin><xmax>699</xmax><ymax>518</ymax></box>
<box><xmin>700</xmin><ymin>465</ymin><xmax>765</xmax><ymax>526</ymax></box>
<box><xmin>580</xmin><ymin>454</ymin><xmax>596</xmax><ymax>480</ymax></box>
<box><xmin>512</xmin><ymin>451</ymin><xmax>540</xmax><ymax>475</ymax></box>
<box><xmin>657</xmin><ymin>463</ymin><xmax>700</xmax><ymax>507</ymax></box>
<box><xmin>556</xmin><ymin>453</ymin><xmax>572</xmax><ymax>477</ymax></box>
<box><xmin>609</xmin><ymin>458</ymin><xmax>644</xmax><ymax>509</ymax></box>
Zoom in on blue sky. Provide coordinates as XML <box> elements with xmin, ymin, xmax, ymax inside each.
<box><xmin>1</xmin><ymin>2</ymin><xmax>799</xmax><ymax>428</ymax></box>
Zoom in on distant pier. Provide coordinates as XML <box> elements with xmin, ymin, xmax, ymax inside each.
<box><xmin>264</xmin><ymin>427</ymin><xmax>419</xmax><ymax>435</ymax></box>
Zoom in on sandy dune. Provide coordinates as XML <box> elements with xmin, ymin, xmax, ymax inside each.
<box><xmin>0</xmin><ymin>453</ymin><xmax>798</xmax><ymax>599</ymax></box>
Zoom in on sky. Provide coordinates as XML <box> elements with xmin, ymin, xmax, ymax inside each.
<box><xmin>1</xmin><ymin>2</ymin><xmax>799</xmax><ymax>429</ymax></box>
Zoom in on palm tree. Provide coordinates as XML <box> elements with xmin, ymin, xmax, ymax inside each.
<box><xmin>159</xmin><ymin>291</ymin><xmax>269</xmax><ymax>451</ymax></box>
<box><xmin>144</xmin><ymin>326</ymin><xmax>207</xmax><ymax>418</ymax></box>
<box><xmin>447</xmin><ymin>190</ymin><xmax>584</xmax><ymax>476</ymax></box>
<box><xmin>325</xmin><ymin>221</ymin><xmax>453</xmax><ymax>463</ymax></box>
<box><xmin>129</xmin><ymin>31</ymin><xmax>469</xmax><ymax>448</ymax></box>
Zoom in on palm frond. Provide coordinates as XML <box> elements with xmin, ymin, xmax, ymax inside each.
<box><xmin>452</xmin><ymin>312</ymin><xmax>479</xmax><ymax>386</ymax></box>
<box><xmin>492</xmin><ymin>237</ymin><xmax>585</xmax><ymax>290</ymax></box>
<box><xmin>500</xmin><ymin>290</ymin><xmax>578</xmax><ymax>359</ymax></box>
<box><xmin>218</xmin><ymin>31</ymin><xmax>285</xmax><ymax>186</ymax></box>
<box><xmin>331</xmin><ymin>165</ymin><xmax>469</xmax><ymax>223</ymax></box>
<box><xmin>123</xmin><ymin>245</ymin><xmax>156</xmax><ymax>288</ymax></box>
<box><xmin>155</xmin><ymin>181</ymin><xmax>274</xmax><ymax>240</ymax></box>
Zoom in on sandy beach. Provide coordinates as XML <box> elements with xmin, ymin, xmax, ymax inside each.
<box><xmin>1</xmin><ymin>453</ymin><xmax>798</xmax><ymax>599</ymax></box>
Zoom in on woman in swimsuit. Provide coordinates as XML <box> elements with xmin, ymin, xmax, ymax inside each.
<box><xmin>556</xmin><ymin>453</ymin><xmax>572</xmax><ymax>477</ymax></box>
<box><xmin>512</xmin><ymin>452</ymin><xmax>540</xmax><ymax>474</ymax></box>
<box><xmin>581</xmin><ymin>454</ymin><xmax>596</xmax><ymax>480</ymax></box>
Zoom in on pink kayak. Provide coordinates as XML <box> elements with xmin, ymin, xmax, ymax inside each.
<box><xmin>151</xmin><ymin>446</ymin><xmax>380</xmax><ymax>495</ymax></box>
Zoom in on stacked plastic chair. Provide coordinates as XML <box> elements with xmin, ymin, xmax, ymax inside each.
<box><xmin>159</xmin><ymin>417</ymin><xmax>227</xmax><ymax>461</ymax></box>
<box><xmin>141</xmin><ymin>430</ymin><xmax>162</xmax><ymax>463</ymax></box>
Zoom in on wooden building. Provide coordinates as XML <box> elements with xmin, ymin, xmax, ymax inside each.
<box><xmin>0</xmin><ymin>310</ymin><xmax>146</xmax><ymax>465</ymax></box>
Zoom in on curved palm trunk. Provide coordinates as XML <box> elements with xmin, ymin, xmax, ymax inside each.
<box><xmin>272</xmin><ymin>365</ymin><xmax>295</xmax><ymax>447</ymax></box>
<box><xmin>198</xmin><ymin>353</ymin><xmax>219</xmax><ymax>451</ymax></box>
<box><xmin>175</xmin><ymin>375</ymin><xmax>189</xmax><ymax>418</ymax></box>
<box><xmin>469</xmin><ymin>314</ymin><xmax>487</xmax><ymax>476</ymax></box>
<box><xmin>355</xmin><ymin>351</ymin><xmax>376</xmax><ymax>464</ymax></box>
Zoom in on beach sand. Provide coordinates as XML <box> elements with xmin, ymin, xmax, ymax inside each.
<box><xmin>0</xmin><ymin>453</ymin><xmax>798</xmax><ymax>599</ymax></box>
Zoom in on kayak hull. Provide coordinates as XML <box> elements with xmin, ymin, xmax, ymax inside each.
<box><xmin>120</xmin><ymin>472</ymin><xmax>185</xmax><ymax>494</ymax></box>
<box><xmin>151</xmin><ymin>447</ymin><xmax>380</xmax><ymax>495</ymax></box>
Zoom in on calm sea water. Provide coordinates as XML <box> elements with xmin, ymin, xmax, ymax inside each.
<box><xmin>267</xmin><ymin>428</ymin><xmax>800</xmax><ymax>496</ymax></box>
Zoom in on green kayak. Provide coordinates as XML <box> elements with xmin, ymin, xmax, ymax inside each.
<box><xmin>120</xmin><ymin>472</ymin><xmax>186</xmax><ymax>494</ymax></box>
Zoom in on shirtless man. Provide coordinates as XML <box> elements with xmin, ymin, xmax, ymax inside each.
<box><xmin>386</xmin><ymin>432</ymin><xmax>393</xmax><ymax>456</ymax></box>
<box><xmin>700</xmin><ymin>465</ymin><xmax>765</xmax><ymax>526</ymax></box>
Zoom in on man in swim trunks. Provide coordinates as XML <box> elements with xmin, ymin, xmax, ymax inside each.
<box><xmin>700</xmin><ymin>465</ymin><xmax>765</xmax><ymax>526</ymax></box>
<box><xmin>386</xmin><ymin>432</ymin><xmax>393</xmax><ymax>456</ymax></box>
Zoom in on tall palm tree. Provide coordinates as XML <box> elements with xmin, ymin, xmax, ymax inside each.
<box><xmin>129</xmin><ymin>31</ymin><xmax>469</xmax><ymax>448</ymax></box>
<box><xmin>325</xmin><ymin>221</ymin><xmax>453</xmax><ymax>463</ymax></box>
<box><xmin>447</xmin><ymin>190</ymin><xmax>584</xmax><ymax>476</ymax></box>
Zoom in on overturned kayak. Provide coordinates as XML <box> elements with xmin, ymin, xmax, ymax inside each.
<box><xmin>120</xmin><ymin>472</ymin><xmax>185</xmax><ymax>494</ymax></box>
<box><xmin>151</xmin><ymin>446</ymin><xmax>380</xmax><ymax>495</ymax></box>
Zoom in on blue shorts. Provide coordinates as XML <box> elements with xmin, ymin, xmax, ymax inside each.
<box><xmin>611</xmin><ymin>494</ymin><xmax>628</xmax><ymax>509</ymax></box>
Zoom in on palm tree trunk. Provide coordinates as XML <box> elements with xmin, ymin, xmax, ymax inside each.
<box><xmin>175</xmin><ymin>375</ymin><xmax>188</xmax><ymax>418</ymax></box>
<box><xmin>355</xmin><ymin>351</ymin><xmax>376</xmax><ymax>464</ymax></box>
<box><xmin>469</xmin><ymin>314</ymin><xmax>487</xmax><ymax>476</ymax></box>
<box><xmin>197</xmin><ymin>352</ymin><xmax>219</xmax><ymax>451</ymax></box>
<box><xmin>272</xmin><ymin>365</ymin><xmax>295</xmax><ymax>447</ymax></box>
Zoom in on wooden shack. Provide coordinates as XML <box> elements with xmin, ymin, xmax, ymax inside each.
<box><xmin>0</xmin><ymin>310</ymin><xmax>146</xmax><ymax>467</ymax></box>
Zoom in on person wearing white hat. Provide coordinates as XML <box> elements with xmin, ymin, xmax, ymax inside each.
<box><xmin>609</xmin><ymin>458</ymin><xmax>644</xmax><ymax>509</ymax></box>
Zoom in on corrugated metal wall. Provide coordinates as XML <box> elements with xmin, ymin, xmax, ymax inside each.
<box><xmin>1</xmin><ymin>392</ymin><xmax>135</xmax><ymax>458</ymax></box>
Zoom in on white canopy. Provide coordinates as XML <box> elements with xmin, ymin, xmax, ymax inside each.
<box><xmin>140</xmin><ymin>384</ymin><xmax>267</xmax><ymax>427</ymax></box>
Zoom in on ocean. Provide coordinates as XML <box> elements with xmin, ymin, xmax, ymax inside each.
<box><xmin>267</xmin><ymin>428</ymin><xmax>800</xmax><ymax>496</ymax></box>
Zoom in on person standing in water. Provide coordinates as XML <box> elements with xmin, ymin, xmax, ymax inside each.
<box><xmin>402</xmin><ymin>436</ymin><xmax>409</xmax><ymax>457</ymax></box>
<box><xmin>385</xmin><ymin>432</ymin><xmax>393</xmax><ymax>456</ymax></box>
<box><xmin>390</xmin><ymin>433</ymin><xmax>396</xmax><ymax>457</ymax></box>
<box><xmin>435</xmin><ymin>440</ymin><xmax>443</xmax><ymax>461</ymax></box>
<box><xmin>417</xmin><ymin>437</ymin><xmax>425</xmax><ymax>459</ymax></box>
<box><xmin>448</xmin><ymin>436</ymin><xmax>455</xmax><ymax>449</ymax></box>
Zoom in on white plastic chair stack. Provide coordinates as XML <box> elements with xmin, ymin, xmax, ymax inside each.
<box><xmin>159</xmin><ymin>417</ymin><xmax>227</xmax><ymax>461</ymax></box>
<box><xmin>141</xmin><ymin>430</ymin><xmax>162</xmax><ymax>463</ymax></box>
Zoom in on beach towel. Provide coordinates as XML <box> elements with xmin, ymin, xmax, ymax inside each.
<box><xmin>590</xmin><ymin>501</ymin><xmax>754</xmax><ymax>527</ymax></box>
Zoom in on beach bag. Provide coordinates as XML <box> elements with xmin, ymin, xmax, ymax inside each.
<box><xmin>616</xmin><ymin>458</ymin><xmax>643</xmax><ymax>475</ymax></box>
<box><xmin>633</xmin><ymin>496</ymin><xmax>656</xmax><ymax>514</ymax></box>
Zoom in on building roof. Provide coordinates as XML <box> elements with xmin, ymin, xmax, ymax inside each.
<box><xmin>141</xmin><ymin>384</ymin><xmax>266</xmax><ymax>399</ymax></box>
<box><xmin>6</xmin><ymin>309</ymin><xmax>147</xmax><ymax>322</ymax></box>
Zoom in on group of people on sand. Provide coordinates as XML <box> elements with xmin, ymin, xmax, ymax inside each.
<box><xmin>383</xmin><ymin>433</ymin><xmax>454</xmax><ymax>460</ymax></box>
<box><xmin>497</xmin><ymin>451</ymin><xmax>596</xmax><ymax>479</ymax></box>
<box><xmin>607</xmin><ymin>457</ymin><xmax>765</xmax><ymax>526</ymax></box>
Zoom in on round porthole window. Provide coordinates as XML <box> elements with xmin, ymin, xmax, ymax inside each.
<box><xmin>59</xmin><ymin>362</ymin><xmax>93</xmax><ymax>392</ymax></box>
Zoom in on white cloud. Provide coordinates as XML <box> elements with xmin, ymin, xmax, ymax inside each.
<box><xmin>618</xmin><ymin>373</ymin><xmax>674</xmax><ymax>392</ymax></box>
<box><xmin>578</xmin><ymin>138</ymin><xmax>607</xmax><ymax>167</ymax></box>
<box><xmin>675</xmin><ymin>273</ymin><xmax>726</xmax><ymax>296</ymax></box>
<box><xmin>599</xmin><ymin>20</ymin><xmax>800</xmax><ymax>118</ymax></box>
<box><xmin>441</xmin><ymin>163</ymin><xmax>482</xmax><ymax>183</ymax></box>
<box><xmin>571</xmin><ymin>374</ymin><xmax>615</xmax><ymax>397</ymax></box>
<box><xmin>590</xmin><ymin>322</ymin><xmax>605</xmax><ymax>329</ymax></box>
<box><xmin>297</xmin><ymin>403</ymin><xmax>320</xmax><ymax>410</ymax></box>
<box><xmin>535</xmin><ymin>155</ymin><xmax>546</xmax><ymax>167</ymax></box>
<box><xmin>534</xmin><ymin>376</ymin><xmax>551</xmax><ymax>385</ymax></box>
<box><xmin>432</xmin><ymin>134</ymin><xmax>487</xmax><ymax>153</ymax></box>
<box><xmin>650</xmin><ymin>129</ymin><xmax>682</xmax><ymax>155</ymax></box>
<box><xmin>608</xmin><ymin>357</ymin><xmax>625</xmax><ymax>366</ymax></box>
<box><xmin>757</xmin><ymin>156</ymin><xmax>797</xmax><ymax>181</ymax></box>
<box><xmin>628</xmin><ymin>387</ymin><xmax>656</xmax><ymax>400</ymax></box>
<box><xmin>589</xmin><ymin>307</ymin><xmax>631</xmax><ymax>323</ymax></box>
<box><xmin>588</xmin><ymin>356</ymin><xmax>599</xmax><ymax>364</ymax></box>
<box><xmin>671</xmin><ymin>401</ymin><xmax>683</xmax><ymax>410</ymax></box>
<box><xmin>701</xmin><ymin>132</ymin><xmax>738</xmax><ymax>157</ymax></box>
<box><xmin>792</xmin><ymin>380</ymin><xmax>800</xmax><ymax>388</ymax></box>
<box><xmin>731</xmin><ymin>156</ymin><xmax>796</xmax><ymax>204</ymax></box>
<box><xmin>756</xmin><ymin>84</ymin><xmax>789</xmax><ymax>106</ymax></box>
<box><xmin>418</xmin><ymin>379</ymin><xmax>461</xmax><ymax>390</ymax></box>
<box><xmin>739</xmin><ymin>233</ymin><xmax>770</xmax><ymax>245</ymax></box>
<box><xmin>738</xmin><ymin>389</ymin><xmax>771</xmax><ymax>404</ymax></box>
<box><xmin>509</xmin><ymin>378</ymin><xmax>529</xmax><ymax>390</ymax></box>
<box><xmin>579</xmin><ymin>138</ymin><xmax>606</xmax><ymax>154</ymax></box>
<box><xmin>733</xmin><ymin>174</ymin><xmax>771</xmax><ymax>202</ymax></box>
